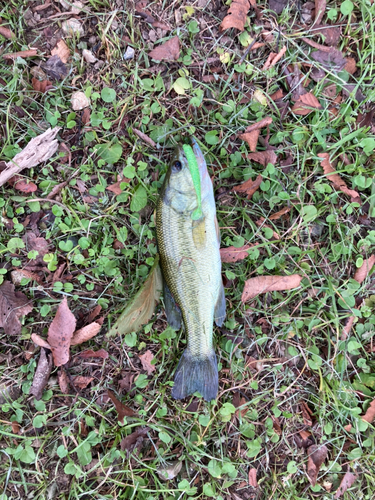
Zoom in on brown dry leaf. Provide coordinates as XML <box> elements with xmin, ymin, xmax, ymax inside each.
<box><xmin>301</xmin><ymin>401</ymin><xmax>314</xmax><ymax>425</ymax></box>
<box><xmin>23</xmin><ymin>232</ymin><xmax>49</xmax><ymax>264</ymax></box>
<box><xmin>107</xmin><ymin>389</ymin><xmax>136</xmax><ymax>423</ymax></box>
<box><xmin>11</xmin><ymin>269</ymin><xmax>43</xmax><ymax>286</ymax></box>
<box><xmin>32</xmin><ymin>77</ymin><xmax>53</xmax><ymax>93</ymax></box>
<box><xmin>262</xmin><ymin>46</ymin><xmax>287</xmax><ymax>70</ymax></box>
<box><xmin>119</xmin><ymin>372</ymin><xmax>135</xmax><ymax>393</ymax></box>
<box><xmin>311</xmin><ymin>48</ymin><xmax>347</xmax><ymax>72</ymax></box>
<box><xmin>11</xmin><ymin>421</ymin><xmax>20</xmax><ymax>434</ymax></box>
<box><xmin>344</xmin><ymin>57</ymin><xmax>356</xmax><ymax>74</ymax></box>
<box><xmin>243</xmin><ymin>116</ymin><xmax>273</xmax><ymax>134</ymax></box>
<box><xmin>78</xmin><ymin>349</ymin><xmax>108</xmax><ymax>359</ymax></box>
<box><xmin>220</xmin><ymin>0</ymin><xmax>250</xmax><ymax>32</ymax></box>
<box><xmin>133</xmin><ymin>128</ymin><xmax>157</xmax><ymax>147</ymax></box>
<box><xmin>248</xmin><ymin>468</ymin><xmax>258</xmax><ymax>487</ymax></box>
<box><xmin>334</xmin><ymin>471</ymin><xmax>357</xmax><ymax>498</ymax></box>
<box><xmin>148</xmin><ymin>36</ymin><xmax>180</xmax><ymax>61</ymax></box>
<box><xmin>120</xmin><ymin>427</ymin><xmax>149</xmax><ymax>452</ymax></box>
<box><xmin>220</xmin><ymin>244</ymin><xmax>252</xmax><ymax>263</ymax></box>
<box><xmin>269</xmin><ymin>0</ymin><xmax>289</xmax><ymax>14</ymax></box>
<box><xmin>299</xmin><ymin>429</ymin><xmax>312</xmax><ymax>443</ymax></box>
<box><xmin>354</xmin><ymin>255</ymin><xmax>375</xmax><ymax>283</ymax></box>
<box><xmin>269</xmin><ymin>206</ymin><xmax>290</xmax><ymax>220</ymax></box>
<box><xmin>315</xmin><ymin>0</ymin><xmax>327</xmax><ymax>24</ymax></box>
<box><xmin>107</xmin><ymin>176</ymin><xmax>130</xmax><ymax>196</ymax></box>
<box><xmin>13</xmin><ymin>179</ymin><xmax>38</xmax><ymax>193</ymax></box>
<box><xmin>135</xmin><ymin>2</ymin><xmax>171</xmax><ymax>30</ymax></box>
<box><xmin>341</xmin><ymin>315</ymin><xmax>355</xmax><ymax>340</ymax></box>
<box><xmin>0</xmin><ymin>281</ymin><xmax>33</xmax><ymax>336</ymax></box>
<box><xmin>81</xmin><ymin>108</ymin><xmax>90</xmax><ymax>125</ymax></box>
<box><xmin>315</xmin><ymin>25</ymin><xmax>341</xmax><ymax>46</ymax></box>
<box><xmin>0</xmin><ymin>26</ymin><xmax>15</xmax><ymax>39</ymax></box>
<box><xmin>307</xmin><ymin>444</ymin><xmax>328</xmax><ymax>486</ymax></box>
<box><xmin>47</xmin><ymin>297</ymin><xmax>76</xmax><ymax>366</ymax></box>
<box><xmin>318</xmin><ymin>153</ymin><xmax>360</xmax><ymax>200</ymax></box>
<box><xmin>31</xmin><ymin>334</ymin><xmax>51</xmax><ymax>350</ymax></box>
<box><xmin>233</xmin><ymin>174</ymin><xmax>262</xmax><ymax>199</ymax></box>
<box><xmin>51</xmin><ymin>40</ymin><xmax>70</xmax><ymax>63</ymax></box>
<box><xmin>3</xmin><ymin>49</ymin><xmax>38</xmax><ymax>59</ymax></box>
<box><xmin>292</xmin><ymin>92</ymin><xmax>322</xmax><ymax>115</ymax></box>
<box><xmin>270</xmin><ymin>89</ymin><xmax>284</xmax><ymax>101</ymax></box>
<box><xmin>30</xmin><ymin>348</ymin><xmax>53</xmax><ymax>400</ymax></box>
<box><xmin>248</xmin><ymin>150</ymin><xmax>277</xmax><ymax>166</ymax></box>
<box><xmin>43</xmin><ymin>55</ymin><xmax>68</xmax><ymax>80</ymax></box>
<box><xmin>87</xmin><ymin>304</ymin><xmax>102</xmax><ymax>323</ymax></box>
<box><xmin>362</xmin><ymin>398</ymin><xmax>375</xmax><ymax>423</ymax></box>
<box><xmin>58</xmin><ymin>368</ymin><xmax>70</xmax><ymax>393</ymax></box>
<box><xmin>70</xmin><ymin>322</ymin><xmax>102</xmax><ymax>346</ymax></box>
<box><xmin>242</xmin><ymin>274</ymin><xmax>302</xmax><ymax>303</ymax></box>
<box><xmin>138</xmin><ymin>350</ymin><xmax>156</xmax><ymax>375</ymax></box>
<box><xmin>239</xmin><ymin>130</ymin><xmax>260</xmax><ymax>152</ymax></box>
<box><xmin>72</xmin><ymin>376</ymin><xmax>94</xmax><ymax>389</ymax></box>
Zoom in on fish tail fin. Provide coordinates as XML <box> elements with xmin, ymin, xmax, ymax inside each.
<box><xmin>171</xmin><ymin>349</ymin><xmax>218</xmax><ymax>401</ymax></box>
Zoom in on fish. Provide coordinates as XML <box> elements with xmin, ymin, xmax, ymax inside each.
<box><xmin>155</xmin><ymin>137</ymin><xmax>226</xmax><ymax>401</ymax></box>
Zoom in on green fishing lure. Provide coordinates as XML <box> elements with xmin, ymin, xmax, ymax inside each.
<box><xmin>182</xmin><ymin>144</ymin><xmax>203</xmax><ymax>221</ymax></box>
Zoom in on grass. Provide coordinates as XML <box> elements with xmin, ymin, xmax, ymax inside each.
<box><xmin>1</xmin><ymin>0</ymin><xmax>375</xmax><ymax>498</ymax></box>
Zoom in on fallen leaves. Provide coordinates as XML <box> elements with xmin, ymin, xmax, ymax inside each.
<box><xmin>248</xmin><ymin>468</ymin><xmax>258</xmax><ymax>488</ymax></box>
<box><xmin>233</xmin><ymin>174</ymin><xmax>263</xmax><ymax>199</ymax></box>
<box><xmin>135</xmin><ymin>2</ymin><xmax>170</xmax><ymax>30</ymax></box>
<box><xmin>70</xmin><ymin>321</ymin><xmax>102</xmax><ymax>346</ymax></box>
<box><xmin>0</xmin><ymin>281</ymin><xmax>33</xmax><ymax>336</ymax></box>
<box><xmin>120</xmin><ymin>427</ymin><xmax>149</xmax><ymax>452</ymax></box>
<box><xmin>0</xmin><ymin>26</ymin><xmax>15</xmax><ymax>39</ymax></box>
<box><xmin>292</xmin><ymin>92</ymin><xmax>322</xmax><ymax>115</ymax></box>
<box><xmin>78</xmin><ymin>349</ymin><xmax>108</xmax><ymax>359</ymax></box>
<box><xmin>43</xmin><ymin>55</ymin><xmax>68</xmax><ymax>80</ymax></box>
<box><xmin>220</xmin><ymin>0</ymin><xmax>251</xmax><ymax>32</ymax></box>
<box><xmin>3</xmin><ymin>49</ymin><xmax>38</xmax><ymax>59</ymax></box>
<box><xmin>138</xmin><ymin>350</ymin><xmax>156</xmax><ymax>375</ymax></box>
<box><xmin>362</xmin><ymin>398</ymin><xmax>375</xmax><ymax>423</ymax></box>
<box><xmin>318</xmin><ymin>153</ymin><xmax>360</xmax><ymax>200</ymax></box>
<box><xmin>241</xmin><ymin>275</ymin><xmax>302</xmax><ymax>303</ymax></box>
<box><xmin>353</xmin><ymin>255</ymin><xmax>375</xmax><ymax>283</ymax></box>
<box><xmin>30</xmin><ymin>348</ymin><xmax>53</xmax><ymax>400</ymax></box>
<box><xmin>314</xmin><ymin>0</ymin><xmax>327</xmax><ymax>24</ymax></box>
<box><xmin>248</xmin><ymin>150</ymin><xmax>277</xmax><ymax>166</ymax></box>
<box><xmin>307</xmin><ymin>444</ymin><xmax>328</xmax><ymax>486</ymax></box>
<box><xmin>51</xmin><ymin>40</ymin><xmax>70</xmax><ymax>63</ymax></box>
<box><xmin>148</xmin><ymin>36</ymin><xmax>180</xmax><ymax>61</ymax></box>
<box><xmin>239</xmin><ymin>117</ymin><xmax>273</xmax><ymax>152</ymax></box>
<box><xmin>107</xmin><ymin>255</ymin><xmax>162</xmax><ymax>337</ymax></box>
<box><xmin>47</xmin><ymin>297</ymin><xmax>76</xmax><ymax>366</ymax></box>
<box><xmin>262</xmin><ymin>46</ymin><xmax>287</xmax><ymax>70</ymax></box>
<box><xmin>220</xmin><ymin>245</ymin><xmax>252</xmax><ymax>263</ymax></box>
<box><xmin>334</xmin><ymin>471</ymin><xmax>357</xmax><ymax>498</ymax></box>
<box><xmin>107</xmin><ymin>390</ymin><xmax>136</xmax><ymax>423</ymax></box>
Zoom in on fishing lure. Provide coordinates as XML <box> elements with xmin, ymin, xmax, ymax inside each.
<box><xmin>182</xmin><ymin>143</ymin><xmax>203</xmax><ymax>221</ymax></box>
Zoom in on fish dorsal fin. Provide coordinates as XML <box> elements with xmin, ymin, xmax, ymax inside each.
<box><xmin>192</xmin><ymin>217</ymin><xmax>206</xmax><ymax>250</ymax></box>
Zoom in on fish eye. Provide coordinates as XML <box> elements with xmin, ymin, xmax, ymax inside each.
<box><xmin>172</xmin><ymin>160</ymin><xmax>182</xmax><ymax>172</ymax></box>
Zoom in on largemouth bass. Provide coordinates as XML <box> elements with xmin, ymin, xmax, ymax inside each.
<box><xmin>155</xmin><ymin>138</ymin><xmax>226</xmax><ymax>400</ymax></box>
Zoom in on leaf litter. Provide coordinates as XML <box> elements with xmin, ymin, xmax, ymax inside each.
<box><xmin>0</xmin><ymin>281</ymin><xmax>33</xmax><ymax>336</ymax></box>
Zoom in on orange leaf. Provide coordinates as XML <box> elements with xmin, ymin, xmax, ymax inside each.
<box><xmin>233</xmin><ymin>174</ymin><xmax>262</xmax><ymax>199</ymax></box>
<box><xmin>318</xmin><ymin>153</ymin><xmax>360</xmax><ymax>200</ymax></box>
<box><xmin>51</xmin><ymin>40</ymin><xmax>70</xmax><ymax>63</ymax></box>
<box><xmin>354</xmin><ymin>255</ymin><xmax>375</xmax><ymax>283</ymax></box>
<box><xmin>239</xmin><ymin>130</ymin><xmax>260</xmax><ymax>151</ymax></box>
<box><xmin>138</xmin><ymin>350</ymin><xmax>156</xmax><ymax>375</ymax></box>
<box><xmin>243</xmin><ymin>116</ymin><xmax>273</xmax><ymax>134</ymax></box>
<box><xmin>270</xmin><ymin>89</ymin><xmax>284</xmax><ymax>100</ymax></box>
<box><xmin>269</xmin><ymin>206</ymin><xmax>290</xmax><ymax>220</ymax></box>
<box><xmin>72</xmin><ymin>376</ymin><xmax>94</xmax><ymax>389</ymax></box>
<box><xmin>362</xmin><ymin>398</ymin><xmax>375</xmax><ymax>424</ymax></box>
<box><xmin>107</xmin><ymin>390</ymin><xmax>136</xmax><ymax>423</ymax></box>
<box><xmin>148</xmin><ymin>36</ymin><xmax>180</xmax><ymax>61</ymax></box>
<box><xmin>262</xmin><ymin>46</ymin><xmax>287</xmax><ymax>70</ymax></box>
<box><xmin>13</xmin><ymin>179</ymin><xmax>38</xmax><ymax>193</ymax></box>
<box><xmin>307</xmin><ymin>444</ymin><xmax>328</xmax><ymax>486</ymax></box>
<box><xmin>32</xmin><ymin>78</ymin><xmax>53</xmax><ymax>93</ymax></box>
<box><xmin>220</xmin><ymin>0</ymin><xmax>250</xmax><ymax>32</ymax></box>
<box><xmin>248</xmin><ymin>150</ymin><xmax>277</xmax><ymax>166</ymax></box>
<box><xmin>70</xmin><ymin>321</ymin><xmax>102</xmax><ymax>346</ymax></box>
<box><xmin>341</xmin><ymin>315</ymin><xmax>355</xmax><ymax>340</ymax></box>
<box><xmin>344</xmin><ymin>57</ymin><xmax>356</xmax><ymax>75</ymax></box>
<box><xmin>242</xmin><ymin>274</ymin><xmax>302</xmax><ymax>303</ymax></box>
<box><xmin>248</xmin><ymin>468</ymin><xmax>258</xmax><ymax>487</ymax></box>
<box><xmin>3</xmin><ymin>49</ymin><xmax>37</xmax><ymax>59</ymax></box>
<box><xmin>47</xmin><ymin>297</ymin><xmax>76</xmax><ymax>366</ymax></box>
<box><xmin>220</xmin><ymin>244</ymin><xmax>252</xmax><ymax>263</ymax></box>
<box><xmin>58</xmin><ymin>368</ymin><xmax>70</xmax><ymax>393</ymax></box>
<box><xmin>292</xmin><ymin>92</ymin><xmax>322</xmax><ymax>115</ymax></box>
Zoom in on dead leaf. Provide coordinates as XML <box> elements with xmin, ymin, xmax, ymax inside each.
<box><xmin>157</xmin><ymin>461</ymin><xmax>183</xmax><ymax>481</ymax></box>
<box><xmin>138</xmin><ymin>350</ymin><xmax>156</xmax><ymax>375</ymax></box>
<box><xmin>318</xmin><ymin>153</ymin><xmax>360</xmax><ymax>200</ymax></box>
<box><xmin>362</xmin><ymin>398</ymin><xmax>375</xmax><ymax>424</ymax></box>
<box><xmin>119</xmin><ymin>372</ymin><xmax>135</xmax><ymax>393</ymax></box>
<box><xmin>3</xmin><ymin>49</ymin><xmax>38</xmax><ymax>59</ymax></box>
<box><xmin>269</xmin><ymin>0</ymin><xmax>289</xmax><ymax>14</ymax></box>
<box><xmin>0</xmin><ymin>281</ymin><xmax>33</xmax><ymax>335</ymax></box>
<box><xmin>58</xmin><ymin>368</ymin><xmax>70</xmax><ymax>393</ymax></box>
<box><xmin>220</xmin><ymin>0</ymin><xmax>250</xmax><ymax>32</ymax></box>
<box><xmin>23</xmin><ymin>232</ymin><xmax>49</xmax><ymax>264</ymax></box>
<box><xmin>135</xmin><ymin>2</ymin><xmax>171</xmax><ymax>30</ymax></box>
<box><xmin>11</xmin><ymin>422</ymin><xmax>20</xmax><ymax>434</ymax></box>
<box><xmin>11</xmin><ymin>269</ymin><xmax>43</xmax><ymax>286</ymax></box>
<box><xmin>51</xmin><ymin>40</ymin><xmax>70</xmax><ymax>63</ymax></box>
<box><xmin>81</xmin><ymin>108</ymin><xmax>90</xmax><ymax>125</ymax></box>
<box><xmin>344</xmin><ymin>57</ymin><xmax>356</xmax><ymax>74</ymax></box>
<box><xmin>341</xmin><ymin>315</ymin><xmax>355</xmax><ymax>340</ymax></box>
<box><xmin>107</xmin><ymin>389</ymin><xmax>136</xmax><ymax>423</ymax></box>
<box><xmin>242</xmin><ymin>274</ymin><xmax>302</xmax><ymax>303</ymax></box>
<box><xmin>233</xmin><ymin>174</ymin><xmax>263</xmax><ymax>199</ymax></box>
<box><xmin>220</xmin><ymin>244</ymin><xmax>252</xmax><ymax>263</ymax></box>
<box><xmin>0</xmin><ymin>26</ymin><xmax>15</xmax><ymax>39</ymax></box>
<box><xmin>78</xmin><ymin>349</ymin><xmax>108</xmax><ymax>359</ymax></box>
<box><xmin>239</xmin><ymin>130</ymin><xmax>260</xmax><ymax>151</ymax></box>
<box><xmin>248</xmin><ymin>150</ymin><xmax>277</xmax><ymax>166</ymax></box>
<box><xmin>87</xmin><ymin>304</ymin><xmax>102</xmax><ymax>323</ymax></box>
<box><xmin>30</xmin><ymin>348</ymin><xmax>53</xmax><ymax>400</ymax></box>
<box><xmin>133</xmin><ymin>128</ymin><xmax>156</xmax><ymax>147</ymax></box>
<box><xmin>311</xmin><ymin>48</ymin><xmax>347</xmax><ymax>72</ymax></box>
<box><xmin>106</xmin><ymin>176</ymin><xmax>130</xmax><ymax>195</ymax></box>
<box><xmin>248</xmin><ymin>467</ymin><xmax>258</xmax><ymax>487</ymax></box>
<box><xmin>314</xmin><ymin>25</ymin><xmax>341</xmax><ymax>46</ymax></box>
<box><xmin>270</xmin><ymin>89</ymin><xmax>284</xmax><ymax>101</ymax></box>
<box><xmin>307</xmin><ymin>444</ymin><xmax>328</xmax><ymax>486</ymax></box>
<box><xmin>107</xmin><ymin>255</ymin><xmax>162</xmax><ymax>337</ymax></box>
<box><xmin>31</xmin><ymin>334</ymin><xmax>51</xmax><ymax>350</ymax></box>
<box><xmin>47</xmin><ymin>297</ymin><xmax>76</xmax><ymax>366</ymax></box>
<box><xmin>334</xmin><ymin>471</ymin><xmax>357</xmax><ymax>498</ymax></box>
<box><xmin>14</xmin><ymin>178</ymin><xmax>38</xmax><ymax>193</ymax></box>
<box><xmin>70</xmin><ymin>321</ymin><xmax>102</xmax><ymax>346</ymax></box>
<box><xmin>32</xmin><ymin>77</ymin><xmax>53</xmax><ymax>93</ymax></box>
<box><xmin>43</xmin><ymin>55</ymin><xmax>68</xmax><ymax>80</ymax></box>
<box><xmin>301</xmin><ymin>401</ymin><xmax>314</xmax><ymax>425</ymax></box>
<box><xmin>120</xmin><ymin>426</ymin><xmax>149</xmax><ymax>451</ymax></box>
<box><xmin>148</xmin><ymin>36</ymin><xmax>180</xmax><ymax>61</ymax></box>
<box><xmin>354</xmin><ymin>255</ymin><xmax>375</xmax><ymax>283</ymax></box>
<box><xmin>269</xmin><ymin>206</ymin><xmax>290</xmax><ymax>220</ymax></box>
<box><xmin>262</xmin><ymin>46</ymin><xmax>287</xmax><ymax>70</ymax></box>
<box><xmin>315</xmin><ymin>0</ymin><xmax>327</xmax><ymax>24</ymax></box>
<box><xmin>292</xmin><ymin>92</ymin><xmax>322</xmax><ymax>115</ymax></box>
<box><xmin>72</xmin><ymin>376</ymin><xmax>94</xmax><ymax>389</ymax></box>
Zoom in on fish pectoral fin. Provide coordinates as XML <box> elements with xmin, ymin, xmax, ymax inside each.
<box><xmin>164</xmin><ymin>282</ymin><xmax>182</xmax><ymax>330</ymax></box>
<box><xmin>192</xmin><ymin>217</ymin><xmax>207</xmax><ymax>250</ymax></box>
<box><xmin>214</xmin><ymin>280</ymin><xmax>226</xmax><ymax>327</ymax></box>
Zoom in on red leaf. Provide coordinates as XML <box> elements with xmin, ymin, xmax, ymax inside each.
<box><xmin>318</xmin><ymin>153</ymin><xmax>360</xmax><ymax>200</ymax></box>
<box><xmin>32</xmin><ymin>77</ymin><xmax>53</xmax><ymax>93</ymax></box>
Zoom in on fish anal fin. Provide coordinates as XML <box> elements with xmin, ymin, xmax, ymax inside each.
<box><xmin>164</xmin><ymin>283</ymin><xmax>182</xmax><ymax>330</ymax></box>
<box><xmin>192</xmin><ymin>217</ymin><xmax>207</xmax><ymax>250</ymax></box>
<box><xmin>214</xmin><ymin>280</ymin><xmax>226</xmax><ymax>327</ymax></box>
